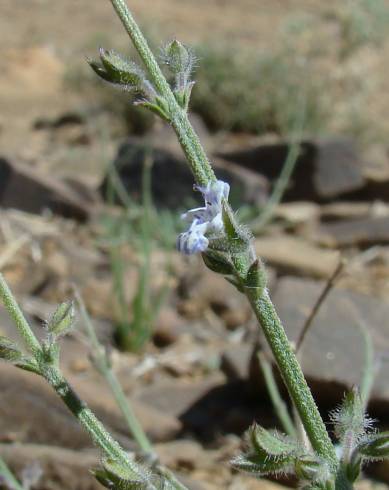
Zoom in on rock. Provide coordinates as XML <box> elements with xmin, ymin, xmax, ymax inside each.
<box><xmin>135</xmin><ymin>375</ymin><xmax>226</xmax><ymax>418</ymax></box>
<box><xmin>274</xmin><ymin>202</ymin><xmax>320</xmax><ymax>225</ymax></box>
<box><xmin>262</xmin><ymin>277</ymin><xmax>389</xmax><ymax>411</ymax></box>
<box><xmin>320</xmin><ymin>201</ymin><xmax>389</xmax><ymax>221</ymax></box>
<box><xmin>136</xmin><ymin>374</ymin><xmax>270</xmax><ymax>438</ymax></box>
<box><xmin>155</xmin><ymin>440</ymin><xmax>211</xmax><ymax>471</ymax></box>
<box><xmin>177</xmin><ymin>266</ymin><xmax>251</xmax><ymax>330</ymax></box>
<box><xmin>0</xmin><ymin>157</ymin><xmax>97</xmax><ymax>221</ymax></box>
<box><xmin>316</xmin><ymin>216</ymin><xmax>389</xmax><ymax>247</ymax></box>
<box><xmin>217</xmin><ymin>137</ymin><xmax>365</xmax><ymax>201</ymax></box>
<box><xmin>0</xmin><ymin>443</ymin><xmax>100</xmax><ymax>490</ymax></box>
<box><xmin>255</xmin><ymin>235</ymin><xmax>340</xmax><ymax>279</ymax></box>
<box><xmin>153</xmin><ymin>307</ymin><xmax>188</xmax><ymax>347</ymax></box>
<box><xmin>221</xmin><ymin>344</ymin><xmax>252</xmax><ymax>380</ymax></box>
<box><xmin>100</xmin><ymin>138</ymin><xmax>268</xmax><ymax>210</ymax></box>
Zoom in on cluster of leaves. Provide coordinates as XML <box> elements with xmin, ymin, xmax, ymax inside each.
<box><xmin>88</xmin><ymin>39</ymin><xmax>196</xmax><ymax>122</ymax></box>
<box><xmin>233</xmin><ymin>389</ymin><xmax>389</xmax><ymax>488</ymax></box>
<box><xmin>0</xmin><ymin>301</ymin><xmax>75</xmax><ymax>375</ymax></box>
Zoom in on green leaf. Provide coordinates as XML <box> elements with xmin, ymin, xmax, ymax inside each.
<box><xmin>244</xmin><ymin>259</ymin><xmax>267</xmax><ymax>294</ymax></box>
<box><xmin>295</xmin><ymin>455</ymin><xmax>331</xmax><ymax>483</ymax></box>
<box><xmin>220</xmin><ymin>202</ymin><xmax>251</xmax><ymax>254</ymax></box>
<box><xmin>231</xmin><ymin>451</ymin><xmax>295</xmax><ymax>476</ymax></box>
<box><xmin>99</xmin><ymin>48</ymin><xmax>145</xmax><ymax>87</ymax></box>
<box><xmin>248</xmin><ymin>425</ymin><xmax>300</xmax><ymax>458</ymax></box>
<box><xmin>231</xmin><ymin>424</ymin><xmax>301</xmax><ymax>477</ymax></box>
<box><xmin>356</xmin><ymin>431</ymin><xmax>389</xmax><ymax>460</ymax></box>
<box><xmin>0</xmin><ymin>336</ymin><xmax>23</xmax><ymax>362</ymax></box>
<box><xmin>47</xmin><ymin>301</ymin><xmax>75</xmax><ymax>338</ymax></box>
<box><xmin>202</xmin><ymin>250</ymin><xmax>233</xmax><ymax>275</ymax></box>
<box><xmin>330</xmin><ymin>388</ymin><xmax>370</xmax><ymax>444</ymax></box>
<box><xmin>174</xmin><ymin>81</ymin><xmax>195</xmax><ymax>111</ymax></box>
<box><xmin>136</xmin><ymin>96</ymin><xmax>171</xmax><ymax>122</ymax></box>
<box><xmin>94</xmin><ymin>458</ymin><xmax>150</xmax><ymax>490</ymax></box>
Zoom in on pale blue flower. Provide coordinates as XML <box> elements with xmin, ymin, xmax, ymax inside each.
<box><xmin>177</xmin><ymin>180</ymin><xmax>230</xmax><ymax>255</ymax></box>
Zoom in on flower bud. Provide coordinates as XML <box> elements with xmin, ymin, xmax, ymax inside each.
<box><xmin>163</xmin><ymin>40</ymin><xmax>194</xmax><ymax>75</ymax></box>
<box><xmin>47</xmin><ymin>301</ymin><xmax>75</xmax><ymax>338</ymax></box>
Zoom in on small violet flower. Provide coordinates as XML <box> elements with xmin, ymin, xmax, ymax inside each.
<box><xmin>177</xmin><ymin>180</ymin><xmax>230</xmax><ymax>255</ymax></box>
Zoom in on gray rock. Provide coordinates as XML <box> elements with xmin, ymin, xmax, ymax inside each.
<box><xmin>260</xmin><ymin>277</ymin><xmax>389</xmax><ymax>413</ymax></box>
<box><xmin>316</xmin><ymin>216</ymin><xmax>389</xmax><ymax>247</ymax></box>
<box><xmin>0</xmin><ymin>157</ymin><xmax>97</xmax><ymax>221</ymax></box>
<box><xmin>100</xmin><ymin>138</ymin><xmax>268</xmax><ymax>210</ymax></box>
<box><xmin>221</xmin><ymin>344</ymin><xmax>252</xmax><ymax>380</ymax></box>
<box><xmin>217</xmin><ymin>137</ymin><xmax>365</xmax><ymax>201</ymax></box>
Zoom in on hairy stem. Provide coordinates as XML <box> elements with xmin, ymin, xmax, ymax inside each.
<box><xmin>0</xmin><ymin>275</ymin><xmax>150</xmax><ymax>482</ymax></box>
<box><xmin>257</xmin><ymin>352</ymin><xmax>297</xmax><ymax>438</ymax></box>
<box><xmin>106</xmin><ymin>0</ymin><xmax>338</xmax><ymax>473</ymax></box>
<box><xmin>76</xmin><ymin>290</ymin><xmax>153</xmax><ymax>454</ymax></box>
<box><xmin>248</xmin><ymin>289</ymin><xmax>338</xmax><ymax>467</ymax></box>
<box><xmin>0</xmin><ymin>274</ymin><xmax>41</xmax><ymax>355</ymax></box>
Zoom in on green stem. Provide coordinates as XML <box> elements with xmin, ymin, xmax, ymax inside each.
<box><xmin>0</xmin><ymin>456</ymin><xmax>24</xmax><ymax>490</ymax></box>
<box><xmin>257</xmin><ymin>352</ymin><xmax>297</xmax><ymax>438</ymax></box>
<box><xmin>0</xmin><ymin>275</ymin><xmax>151</xmax><ymax>483</ymax></box>
<box><xmin>106</xmin><ymin>0</ymin><xmax>337</xmax><ymax>475</ymax></box>
<box><xmin>248</xmin><ymin>289</ymin><xmax>338</xmax><ymax>468</ymax></box>
<box><xmin>76</xmin><ymin>291</ymin><xmax>153</xmax><ymax>454</ymax></box>
<box><xmin>41</xmin><ymin>365</ymin><xmax>134</xmax><ymax>467</ymax></box>
<box><xmin>108</xmin><ymin>0</ymin><xmax>215</xmax><ymax>186</ymax></box>
<box><xmin>0</xmin><ymin>274</ymin><xmax>41</xmax><ymax>355</ymax></box>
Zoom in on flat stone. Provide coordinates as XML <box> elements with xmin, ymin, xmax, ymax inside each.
<box><xmin>221</xmin><ymin>344</ymin><xmax>252</xmax><ymax>380</ymax></box>
<box><xmin>100</xmin><ymin>138</ymin><xmax>268</xmax><ymax>210</ymax></box>
<box><xmin>255</xmin><ymin>235</ymin><xmax>340</xmax><ymax>279</ymax></box>
<box><xmin>316</xmin><ymin>216</ymin><xmax>389</xmax><ymax>247</ymax></box>
<box><xmin>217</xmin><ymin>137</ymin><xmax>365</xmax><ymax>201</ymax></box>
<box><xmin>266</xmin><ymin>277</ymin><xmax>389</xmax><ymax>412</ymax></box>
<box><xmin>0</xmin><ymin>157</ymin><xmax>96</xmax><ymax>221</ymax></box>
<box><xmin>0</xmin><ymin>443</ymin><xmax>100</xmax><ymax>490</ymax></box>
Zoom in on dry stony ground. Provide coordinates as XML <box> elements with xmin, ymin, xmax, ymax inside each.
<box><xmin>1</xmin><ymin>1</ymin><xmax>389</xmax><ymax>489</ymax></box>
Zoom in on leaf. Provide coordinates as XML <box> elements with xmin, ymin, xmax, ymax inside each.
<box><xmin>356</xmin><ymin>431</ymin><xmax>389</xmax><ymax>460</ymax></box>
<box><xmin>244</xmin><ymin>259</ymin><xmax>267</xmax><ymax>294</ymax></box>
<box><xmin>330</xmin><ymin>388</ymin><xmax>373</xmax><ymax>445</ymax></box>
<box><xmin>0</xmin><ymin>336</ymin><xmax>23</xmax><ymax>362</ymax></box>
<box><xmin>202</xmin><ymin>250</ymin><xmax>233</xmax><ymax>275</ymax></box>
<box><xmin>248</xmin><ymin>425</ymin><xmax>300</xmax><ymax>458</ymax></box>
<box><xmin>231</xmin><ymin>425</ymin><xmax>301</xmax><ymax>477</ymax></box>
<box><xmin>231</xmin><ymin>452</ymin><xmax>295</xmax><ymax>477</ymax></box>
<box><xmin>295</xmin><ymin>455</ymin><xmax>332</xmax><ymax>484</ymax></box>
<box><xmin>99</xmin><ymin>48</ymin><xmax>145</xmax><ymax>87</ymax></box>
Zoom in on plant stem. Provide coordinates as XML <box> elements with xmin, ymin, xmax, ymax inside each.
<box><xmin>0</xmin><ymin>275</ymin><xmax>149</xmax><ymax>481</ymax></box>
<box><xmin>41</xmin><ymin>365</ymin><xmax>134</xmax><ymax>467</ymax></box>
<box><xmin>257</xmin><ymin>352</ymin><xmax>297</xmax><ymax>438</ymax></box>
<box><xmin>0</xmin><ymin>456</ymin><xmax>24</xmax><ymax>490</ymax></box>
<box><xmin>109</xmin><ymin>0</ymin><xmax>215</xmax><ymax>186</ymax></box>
<box><xmin>248</xmin><ymin>289</ymin><xmax>338</xmax><ymax>467</ymax></box>
<box><xmin>0</xmin><ymin>274</ymin><xmax>41</xmax><ymax>355</ymax></box>
<box><xmin>75</xmin><ymin>290</ymin><xmax>153</xmax><ymax>454</ymax></box>
<box><xmin>106</xmin><ymin>0</ymin><xmax>338</xmax><ymax>473</ymax></box>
